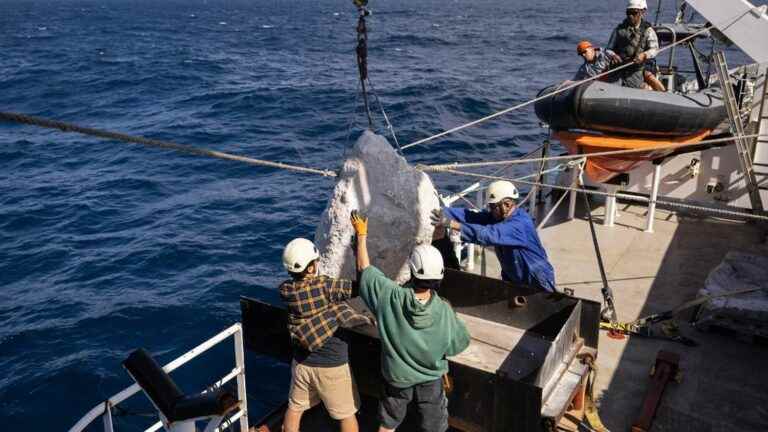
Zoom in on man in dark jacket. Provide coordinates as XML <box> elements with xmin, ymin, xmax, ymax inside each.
<box><xmin>607</xmin><ymin>0</ymin><xmax>663</xmax><ymax>90</ymax></box>
<box><xmin>573</xmin><ymin>40</ymin><xmax>621</xmax><ymax>81</ymax></box>
<box><xmin>279</xmin><ymin>238</ymin><xmax>373</xmax><ymax>432</ymax></box>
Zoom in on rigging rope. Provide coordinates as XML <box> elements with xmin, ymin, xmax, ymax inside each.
<box><xmin>0</xmin><ymin>111</ymin><xmax>337</xmax><ymax>177</ymax></box>
<box><xmin>509</xmin><ymin>159</ymin><xmax>580</xmax><ymax>182</ymax></box>
<box><xmin>441</xmin><ymin>141</ymin><xmax>550</xmax><ymax>204</ymax></box>
<box><xmin>419</xmin><ymin>134</ymin><xmax>764</xmax><ymax>171</ymax></box>
<box><xmin>431</xmin><ymin>167</ymin><xmax>768</xmax><ymax>222</ymax></box>
<box><xmin>400</xmin><ymin>9</ymin><xmax>752</xmax><ymax>152</ymax></box>
<box><xmin>367</xmin><ymin>77</ymin><xmax>403</xmax><ymax>154</ymax></box>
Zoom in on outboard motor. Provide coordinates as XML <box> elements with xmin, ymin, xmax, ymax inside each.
<box><xmin>123</xmin><ymin>348</ymin><xmax>239</xmax><ymax>432</ymax></box>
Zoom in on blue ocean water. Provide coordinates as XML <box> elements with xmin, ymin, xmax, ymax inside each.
<box><xmin>0</xmin><ymin>0</ymin><xmax>761</xmax><ymax>429</ymax></box>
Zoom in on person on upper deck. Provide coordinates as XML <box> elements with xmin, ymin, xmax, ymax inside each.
<box><xmin>279</xmin><ymin>238</ymin><xmax>374</xmax><ymax>432</ymax></box>
<box><xmin>607</xmin><ymin>0</ymin><xmax>666</xmax><ymax>91</ymax></box>
<box><xmin>573</xmin><ymin>40</ymin><xmax>621</xmax><ymax>81</ymax></box>
<box><xmin>350</xmin><ymin>211</ymin><xmax>470</xmax><ymax>432</ymax></box>
<box><xmin>431</xmin><ymin>181</ymin><xmax>556</xmax><ymax>293</ymax></box>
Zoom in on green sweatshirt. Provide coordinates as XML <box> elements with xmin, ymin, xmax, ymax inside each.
<box><xmin>359</xmin><ymin>266</ymin><xmax>471</xmax><ymax>388</ymax></box>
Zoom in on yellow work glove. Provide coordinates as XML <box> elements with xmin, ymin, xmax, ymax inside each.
<box><xmin>350</xmin><ymin>210</ymin><xmax>368</xmax><ymax>236</ymax></box>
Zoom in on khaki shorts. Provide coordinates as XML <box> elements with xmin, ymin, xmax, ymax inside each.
<box><xmin>288</xmin><ymin>361</ymin><xmax>360</xmax><ymax>420</ymax></box>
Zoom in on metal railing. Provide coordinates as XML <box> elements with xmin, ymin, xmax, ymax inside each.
<box><xmin>69</xmin><ymin>323</ymin><xmax>249</xmax><ymax>432</ymax></box>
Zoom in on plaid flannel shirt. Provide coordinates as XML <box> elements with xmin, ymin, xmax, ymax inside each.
<box><xmin>279</xmin><ymin>275</ymin><xmax>371</xmax><ymax>352</ymax></box>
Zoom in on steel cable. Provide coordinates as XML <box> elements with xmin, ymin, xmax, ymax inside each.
<box><xmin>0</xmin><ymin>111</ymin><xmax>338</xmax><ymax>177</ymax></box>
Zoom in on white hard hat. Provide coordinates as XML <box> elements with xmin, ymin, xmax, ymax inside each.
<box><xmin>282</xmin><ymin>238</ymin><xmax>320</xmax><ymax>273</ymax></box>
<box><xmin>627</xmin><ymin>0</ymin><xmax>647</xmax><ymax>9</ymax></box>
<box><xmin>486</xmin><ymin>180</ymin><xmax>519</xmax><ymax>204</ymax></box>
<box><xmin>409</xmin><ymin>244</ymin><xmax>445</xmax><ymax>280</ymax></box>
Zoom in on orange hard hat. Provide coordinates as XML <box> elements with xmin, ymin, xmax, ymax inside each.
<box><xmin>576</xmin><ymin>40</ymin><xmax>593</xmax><ymax>55</ymax></box>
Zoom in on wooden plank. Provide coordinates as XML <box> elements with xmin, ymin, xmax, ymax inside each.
<box><xmin>541</xmin><ymin>358</ymin><xmax>589</xmax><ymax>418</ymax></box>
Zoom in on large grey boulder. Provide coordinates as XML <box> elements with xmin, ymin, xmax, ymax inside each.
<box><xmin>314</xmin><ymin>130</ymin><xmax>439</xmax><ymax>284</ymax></box>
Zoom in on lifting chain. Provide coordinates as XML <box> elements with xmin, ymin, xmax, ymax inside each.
<box><xmin>355</xmin><ymin>1</ymin><xmax>374</xmax><ymax>129</ymax></box>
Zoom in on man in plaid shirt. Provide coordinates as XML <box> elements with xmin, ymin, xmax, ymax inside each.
<box><xmin>279</xmin><ymin>238</ymin><xmax>372</xmax><ymax>432</ymax></box>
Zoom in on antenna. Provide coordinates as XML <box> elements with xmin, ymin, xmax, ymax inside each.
<box><xmin>654</xmin><ymin>0</ymin><xmax>663</xmax><ymax>26</ymax></box>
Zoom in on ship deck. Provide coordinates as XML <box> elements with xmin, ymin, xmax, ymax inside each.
<box><xmin>468</xmin><ymin>199</ymin><xmax>768</xmax><ymax>431</ymax></box>
<box><xmin>248</xmin><ymin>199</ymin><xmax>768</xmax><ymax>432</ymax></box>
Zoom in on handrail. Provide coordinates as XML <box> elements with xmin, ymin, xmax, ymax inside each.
<box><xmin>655</xmin><ymin>24</ymin><xmax>678</xmax><ymax>72</ymax></box>
<box><xmin>69</xmin><ymin>323</ymin><xmax>248</xmax><ymax>432</ymax></box>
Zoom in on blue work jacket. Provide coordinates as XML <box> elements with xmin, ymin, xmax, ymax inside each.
<box><xmin>445</xmin><ymin>207</ymin><xmax>556</xmax><ymax>292</ymax></box>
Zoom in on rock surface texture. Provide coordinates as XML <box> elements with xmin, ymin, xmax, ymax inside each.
<box><xmin>315</xmin><ymin>130</ymin><xmax>439</xmax><ymax>284</ymax></box>
<box><xmin>696</xmin><ymin>248</ymin><xmax>768</xmax><ymax>338</ymax></box>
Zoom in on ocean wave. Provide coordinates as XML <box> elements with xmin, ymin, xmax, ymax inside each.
<box><xmin>380</xmin><ymin>33</ymin><xmax>458</xmax><ymax>47</ymax></box>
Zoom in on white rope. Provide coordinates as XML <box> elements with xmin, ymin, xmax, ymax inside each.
<box><xmin>440</xmin><ymin>142</ymin><xmax>550</xmax><ymax>204</ymax></box>
<box><xmin>457</xmin><ymin>194</ymin><xmax>479</xmax><ymax>210</ymax></box>
<box><xmin>367</xmin><ymin>77</ymin><xmax>403</xmax><ymax>153</ymax></box>
<box><xmin>420</xmin><ymin>134</ymin><xmax>764</xmax><ymax>171</ymax></box>
<box><xmin>433</xmin><ymin>167</ymin><xmax>768</xmax><ymax>222</ymax></box>
<box><xmin>508</xmin><ymin>158</ymin><xmax>583</xmax><ymax>182</ymax></box>
<box><xmin>400</xmin><ymin>10</ymin><xmax>752</xmax><ymax>152</ymax></box>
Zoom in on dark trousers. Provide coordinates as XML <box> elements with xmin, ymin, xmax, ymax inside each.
<box><xmin>378</xmin><ymin>378</ymin><xmax>448</xmax><ymax>432</ymax></box>
<box><xmin>619</xmin><ymin>64</ymin><xmax>645</xmax><ymax>88</ymax></box>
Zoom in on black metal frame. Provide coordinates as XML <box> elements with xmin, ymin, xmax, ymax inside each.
<box><xmin>240</xmin><ymin>269</ymin><xmax>600</xmax><ymax>432</ymax></box>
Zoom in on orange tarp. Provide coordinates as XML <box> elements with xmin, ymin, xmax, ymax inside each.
<box><xmin>554</xmin><ymin>130</ymin><xmax>712</xmax><ymax>183</ymax></box>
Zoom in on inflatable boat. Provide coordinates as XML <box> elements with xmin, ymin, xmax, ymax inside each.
<box><xmin>535</xmin><ymin>81</ymin><xmax>725</xmax><ymax>136</ymax></box>
<box><xmin>534</xmin><ymin>81</ymin><xmax>727</xmax><ymax>182</ymax></box>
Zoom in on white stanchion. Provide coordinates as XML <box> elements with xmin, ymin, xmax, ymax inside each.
<box><xmin>645</xmin><ymin>162</ymin><xmax>663</xmax><ymax>233</ymax></box>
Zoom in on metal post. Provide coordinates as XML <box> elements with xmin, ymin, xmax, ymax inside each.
<box><xmin>530</xmin><ymin>140</ymin><xmax>548</xmax><ymax>222</ymax></box>
<box><xmin>451</xmin><ymin>230</ymin><xmax>462</xmax><ymax>266</ymax></box>
<box><xmin>464</xmin><ymin>190</ymin><xmax>484</xmax><ymax>272</ymax></box>
<box><xmin>603</xmin><ymin>185</ymin><xmax>618</xmax><ymax>227</ymax></box>
<box><xmin>102</xmin><ymin>403</ymin><xmax>114</xmax><ymax>432</ymax></box>
<box><xmin>529</xmin><ymin>184</ymin><xmax>538</xmax><ymax>221</ymax></box>
<box><xmin>475</xmin><ymin>189</ymin><xmax>485</xmax><ymax>213</ymax></box>
<box><xmin>645</xmin><ymin>162</ymin><xmax>662</xmax><ymax>233</ymax></box>
<box><xmin>168</xmin><ymin>422</ymin><xmax>195</xmax><ymax>432</ymax></box>
<box><xmin>568</xmin><ymin>164</ymin><xmax>579</xmax><ymax>220</ymax></box>
<box><xmin>465</xmin><ymin>242</ymin><xmax>475</xmax><ymax>271</ymax></box>
<box><xmin>233</xmin><ymin>325</ymin><xmax>249</xmax><ymax>432</ymax></box>
<box><xmin>537</xmin><ymin>185</ymin><xmax>570</xmax><ymax>230</ymax></box>
<box><xmin>480</xmin><ymin>247</ymin><xmax>487</xmax><ymax>277</ymax></box>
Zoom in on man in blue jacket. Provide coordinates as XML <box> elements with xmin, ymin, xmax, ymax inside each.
<box><xmin>431</xmin><ymin>180</ymin><xmax>556</xmax><ymax>292</ymax></box>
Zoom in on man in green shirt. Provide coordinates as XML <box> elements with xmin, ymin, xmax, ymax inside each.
<box><xmin>350</xmin><ymin>211</ymin><xmax>471</xmax><ymax>432</ymax></box>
